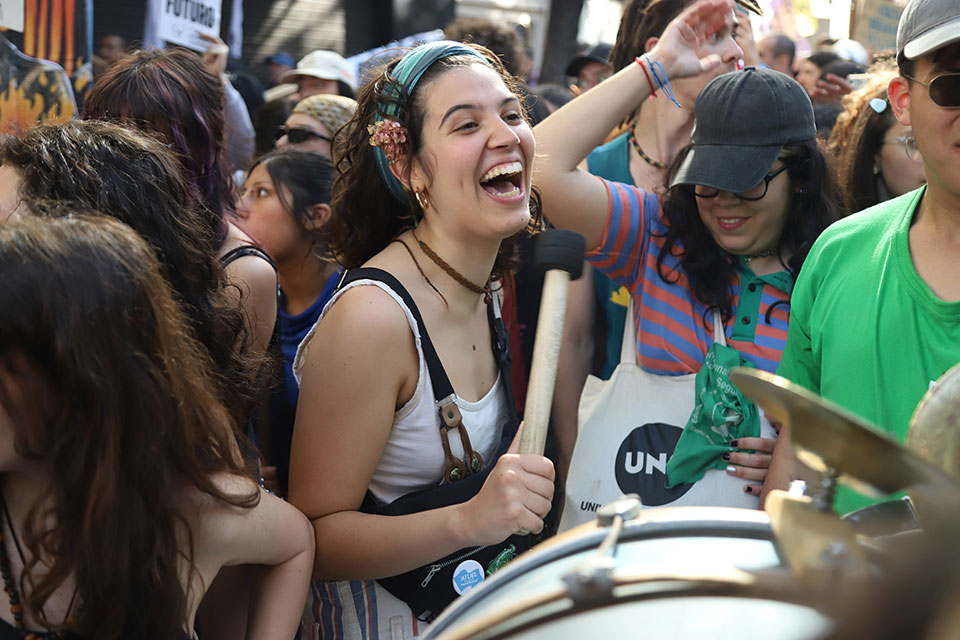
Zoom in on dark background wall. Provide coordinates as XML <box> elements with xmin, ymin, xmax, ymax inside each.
<box><xmin>92</xmin><ymin>0</ymin><xmax>456</xmax><ymax>76</ymax></box>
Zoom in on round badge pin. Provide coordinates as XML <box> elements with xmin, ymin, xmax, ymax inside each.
<box><xmin>452</xmin><ymin>559</ymin><xmax>484</xmax><ymax>595</ymax></box>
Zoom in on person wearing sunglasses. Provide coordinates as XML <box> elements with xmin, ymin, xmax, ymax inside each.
<box><xmin>828</xmin><ymin>64</ymin><xmax>927</xmax><ymax>215</ymax></box>
<box><xmin>535</xmin><ymin>0</ymin><xmax>839</xmax><ymax>512</ymax></box>
<box><xmin>275</xmin><ymin>93</ymin><xmax>357</xmax><ymax>158</ymax></box>
<box><xmin>776</xmin><ymin>0</ymin><xmax>960</xmax><ymax>515</ymax></box>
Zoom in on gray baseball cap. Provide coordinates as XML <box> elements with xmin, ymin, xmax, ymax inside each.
<box><xmin>670</xmin><ymin>67</ymin><xmax>815</xmax><ymax>194</ymax></box>
<box><xmin>897</xmin><ymin>0</ymin><xmax>960</xmax><ymax>61</ymax></box>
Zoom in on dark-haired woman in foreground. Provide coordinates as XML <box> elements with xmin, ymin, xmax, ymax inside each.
<box><xmin>0</xmin><ymin>120</ymin><xmax>265</xmax><ymax>427</ymax></box>
<box><xmin>535</xmin><ymin>0</ymin><xmax>839</xmax><ymax>505</ymax></box>
<box><xmin>0</xmin><ymin>214</ymin><xmax>312</xmax><ymax>639</ymax></box>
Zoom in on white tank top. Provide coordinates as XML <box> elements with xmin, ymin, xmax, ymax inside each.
<box><xmin>294</xmin><ymin>278</ymin><xmax>509</xmax><ymax>503</ymax></box>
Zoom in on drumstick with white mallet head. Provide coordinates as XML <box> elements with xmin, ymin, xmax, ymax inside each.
<box><xmin>519</xmin><ymin>229</ymin><xmax>586</xmax><ymax>457</ymax></box>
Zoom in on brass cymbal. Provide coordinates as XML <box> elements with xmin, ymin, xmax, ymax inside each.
<box><xmin>730</xmin><ymin>368</ymin><xmax>949</xmax><ymax>496</ymax></box>
<box><xmin>908</xmin><ymin>363</ymin><xmax>960</xmax><ymax>480</ymax></box>
<box><xmin>764</xmin><ymin>489</ymin><xmax>868</xmax><ymax>579</ymax></box>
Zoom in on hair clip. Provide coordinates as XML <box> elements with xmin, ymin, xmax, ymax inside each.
<box><xmin>869</xmin><ymin>97</ymin><xmax>888</xmax><ymax>114</ymax></box>
<box><xmin>368</xmin><ymin>119</ymin><xmax>408</xmax><ymax>164</ymax></box>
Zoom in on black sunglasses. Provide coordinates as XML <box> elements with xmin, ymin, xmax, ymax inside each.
<box><xmin>277</xmin><ymin>126</ymin><xmax>333</xmax><ymax>144</ymax></box>
<box><xmin>694</xmin><ymin>162</ymin><xmax>792</xmax><ymax>202</ymax></box>
<box><xmin>905</xmin><ymin>72</ymin><xmax>960</xmax><ymax>109</ymax></box>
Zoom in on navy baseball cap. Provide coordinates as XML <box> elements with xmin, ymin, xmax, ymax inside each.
<box><xmin>671</xmin><ymin>68</ymin><xmax>815</xmax><ymax>194</ymax></box>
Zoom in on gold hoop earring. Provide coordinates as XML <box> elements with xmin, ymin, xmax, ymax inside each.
<box><xmin>415</xmin><ymin>189</ymin><xmax>430</xmax><ymax>211</ymax></box>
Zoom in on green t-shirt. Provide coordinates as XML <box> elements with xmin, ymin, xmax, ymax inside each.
<box><xmin>777</xmin><ymin>187</ymin><xmax>960</xmax><ymax>513</ymax></box>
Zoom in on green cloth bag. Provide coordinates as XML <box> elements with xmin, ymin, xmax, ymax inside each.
<box><xmin>666</xmin><ymin>313</ymin><xmax>761</xmax><ymax>487</ymax></box>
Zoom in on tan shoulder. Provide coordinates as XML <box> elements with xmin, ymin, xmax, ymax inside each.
<box><xmin>221</xmin><ymin>248</ymin><xmax>278</xmax><ymax>289</ymax></box>
<box><xmin>182</xmin><ymin>472</ymin><xmax>259</xmax><ymax>516</ymax></box>
<box><xmin>184</xmin><ymin>473</ymin><xmax>313</xmax><ymax>570</ymax></box>
<box><xmin>297</xmin><ymin>280</ymin><xmax>419</xmax><ymax>407</ymax></box>
<box><xmin>314</xmin><ymin>280</ymin><xmax>414</xmax><ymax>345</ymax></box>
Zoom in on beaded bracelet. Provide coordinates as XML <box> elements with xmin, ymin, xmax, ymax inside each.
<box><xmin>635</xmin><ymin>55</ymin><xmax>658</xmax><ymax>96</ymax></box>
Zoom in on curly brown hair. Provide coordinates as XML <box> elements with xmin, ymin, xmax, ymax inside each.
<box><xmin>444</xmin><ymin>17</ymin><xmax>528</xmax><ymax>78</ymax></box>
<box><xmin>0</xmin><ymin>214</ymin><xmax>257</xmax><ymax>638</ymax></box>
<box><xmin>0</xmin><ymin>120</ymin><xmax>268</xmax><ymax>428</ymax></box>
<box><xmin>328</xmin><ymin>43</ymin><xmax>542</xmax><ymax>276</ymax></box>
<box><xmin>826</xmin><ymin>64</ymin><xmax>898</xmax><ymax>215</ymax></box>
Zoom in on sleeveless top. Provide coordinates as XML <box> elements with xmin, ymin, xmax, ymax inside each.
<box><xmin>220</xmin><ymin>243</ymin><xmax>277</xmax><ymax>270</ymax></box>
<box><xmin>295</xmin><ymin>277</ymin><xmax>508</xmax><ymax>503</ymax></box>
<box><xmin>294</xmin><ymin>278</ymin><xmax>509</xmax><ymax>640</ymax></box>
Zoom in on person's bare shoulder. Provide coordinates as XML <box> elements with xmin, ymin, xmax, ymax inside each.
<box><xmin>300</xmin><ymin>281</ymin><xmax>417</xmax><ymax>375</ymax></box>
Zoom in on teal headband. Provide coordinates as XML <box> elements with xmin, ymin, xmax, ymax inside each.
<box><xmin>373</xmin><ymin>41</ymin><xmax>490</xmax><ymax>203</ymax></box>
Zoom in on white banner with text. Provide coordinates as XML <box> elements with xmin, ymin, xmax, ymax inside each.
<box><xmin>155</xmin><ymin>0</ymin><xmax>222</xmax><ymax>52</ymax></box>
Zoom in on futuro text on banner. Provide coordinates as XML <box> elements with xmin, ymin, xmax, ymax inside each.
<box><xmin>156</xmin><ymin>0</ymin><xmax>223</xmax><ymax>52</ymax></box>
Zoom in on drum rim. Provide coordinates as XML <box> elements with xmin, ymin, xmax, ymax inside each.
<box><xmin>423</xmin><ymin>509</ymin><xmax>780</xmax><ymax>638</ymax></box>
<box><xmin>427</xmin><ymin>570</ymin><xmax>827</xmax><ymax>640</ymax></box>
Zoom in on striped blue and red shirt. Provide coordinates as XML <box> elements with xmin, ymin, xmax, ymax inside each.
<box><xmin>586</xmin><ymin>178</ymin><xmax>793</xmax><ymax>375</ymax></box>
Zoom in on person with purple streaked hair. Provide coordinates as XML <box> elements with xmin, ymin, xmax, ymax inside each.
<box><xmin>83</xmin><ymin>48</ymin><xmax>279</xmax><ymax>360</ymax></box>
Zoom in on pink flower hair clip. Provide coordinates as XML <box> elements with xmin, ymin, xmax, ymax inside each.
<box><xmin>368</xmin><ymin>119</ymin><xmax>408</xmax><ymax>164</ymax></box>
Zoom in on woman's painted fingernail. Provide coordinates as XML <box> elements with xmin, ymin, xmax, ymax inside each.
<box><xmin>722</xmin><ymin>452</ymin><xmax>731</xmax><ymax>461</ymax></box>
<box><xmin>730</xmin><ymin>439</ymin><xmax>739</xmax><ymax>448</ymax></box>
<box><xmin>726</xmin><ymin>465</ymin><xmax>737</xmax><ymax>474</ymax></box>
<box><xmin>744</xmin><ymin>485</ymin><xmax>753</xmax><ymax>493</ymax></box>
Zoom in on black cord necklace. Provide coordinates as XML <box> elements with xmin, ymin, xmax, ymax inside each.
<box><xmin>741</xmin><ymin>247</ymin><xmax>779</xmax><ymax>264</ymax></box>
<box><xmin>0</xmin><ymin>490</ymin><xmax>78</xmax><ymax>639</ymax></box>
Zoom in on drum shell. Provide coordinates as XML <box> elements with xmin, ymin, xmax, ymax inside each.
<box><xmin>422</xmin><ymin>506</ymin><xmax>832</xmax><ymax>640</ymax></box>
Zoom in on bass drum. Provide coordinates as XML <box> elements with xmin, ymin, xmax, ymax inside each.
<box><xmin>421</xmin><ymin>506</ymin><xmax>832</xmax><ymax>640</ymax></box>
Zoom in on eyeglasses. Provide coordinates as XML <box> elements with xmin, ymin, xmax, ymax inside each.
<box><xmin>904</xmin><ymin>72</ymin><xmax>960</xmax><ymax>109</ymax></box>
<box><xmin>694</xmin><ymin>162</ymin><xmax>792</xmax><ymax>201</ymax></box>
<box><xmin>883</xmin><ymin>134</ymin><xmax>920</xmax><ymax>160</ymax></box>
<box><xmin>276</xmin><ymin>126</ymin><xmax>332</xmax><ymax>144</ymax></box>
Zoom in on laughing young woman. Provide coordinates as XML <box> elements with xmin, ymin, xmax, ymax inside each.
<box><xmin>288</xmin><ymin>42</ymin><xmax>553</xmax><ymax>637</ymax></box>
<box><xmin>535</xmin><ymin>0</ymin><xmax>839</xmax><ymax>505</ymax></box>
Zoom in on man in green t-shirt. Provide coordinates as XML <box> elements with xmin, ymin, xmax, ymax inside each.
<box><xmin>773</xmin><ymin>0</ymin><xmax>960</xmax><ymax>513</ymax></box>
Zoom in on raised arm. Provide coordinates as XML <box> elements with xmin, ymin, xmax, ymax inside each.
<box><xmin>534</xmin><ymin>0</ymin><xmax>738</xmax><ymax>248</ymax></box>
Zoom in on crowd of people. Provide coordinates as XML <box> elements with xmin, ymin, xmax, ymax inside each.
<box><xmin>0</xmin><ymin>0</ymin><xmax>957</xmax><ymax>637</ymax></box>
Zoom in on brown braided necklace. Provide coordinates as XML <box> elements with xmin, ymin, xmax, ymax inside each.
<box><xmin>413</xmin><ymin>232</ymin><xmax>493</xmax><ymax>304</ymax></box>
<box><xmin>627</xmin><ymin>120</ymin><xmax>665</xmax><ymax>170</ymax></box>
